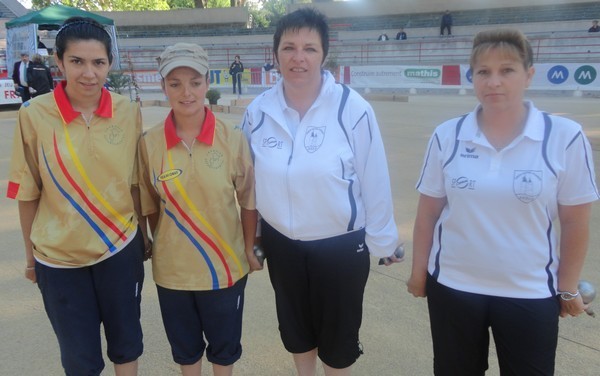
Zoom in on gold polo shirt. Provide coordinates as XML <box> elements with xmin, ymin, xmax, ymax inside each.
<box><xmin>7</xmin><ymin>82</ymin><xmax>142</xmax><ymax>267</ymax></box>
<box><xmin>139</xmin><ymin>107</ymin><xmax>255</xmax><ymax>291</ymax></box>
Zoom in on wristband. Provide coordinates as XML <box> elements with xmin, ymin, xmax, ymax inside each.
<box><xmin>557</xmin><ymin>290</ymin><xmax>580</xmax><ymax>301</ymax></box>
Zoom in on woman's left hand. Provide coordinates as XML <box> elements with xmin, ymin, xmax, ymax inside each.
<box><xmin>559</xmin><ymin>294</ymin><xmax>588</xmax><ymax>318</ymax></box>
<box><xmin>245</xmin><ymin>248</ymin><xmax>264</xmax><ymax>272</ymax></box>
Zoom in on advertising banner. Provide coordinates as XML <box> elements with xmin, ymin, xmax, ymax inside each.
<box><xmin>347</xmin><ymin>65</ymin><xmax>443</xmax><ymax>88</ymax></box>
<box><xmin>460</xmin><ymin>63</ymin><xmax>600</xmax><ymax>90</ymax></box>
<box><xmin>0</xmin><ymin>79</ymin><xmax>24</xmax><ymax>105</ymax></box>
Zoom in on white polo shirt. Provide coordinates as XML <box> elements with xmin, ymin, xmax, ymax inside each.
<box><xmin>417</xmin><ymin>102</ymin><xmax>599</xmax><ymax>298</ymax></box>
<box><xmin>242</xmin><ymin>71</ymin><xmax>399</xmax><ymax>257</ymax></box>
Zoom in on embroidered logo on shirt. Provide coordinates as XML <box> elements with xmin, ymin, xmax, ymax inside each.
<box><xmin>205</xmin><ymin>149</ymin><xmax>224</xmax><ymax>169</ymax></box>
<box><xmin>460</xmin><ymin>146</ymin><xmax>479</xmax><ymax>159</ymax></box>
<box><xmin>513</xmin><ymin>170</ymin><xmax>542</xmax><ymax>203</ymax></box>
<box><xmin>451</xmin><ymin>176</ymin><xmax>476</xmax><ymax>190</ymax></box>
<box><xmin>104</xmin><ymin>125</ymin><xmax>125</xmax><ymax>145</ymax></box>
<box><xmin>262</xmin><ymin>137</ymin><xmax>283</xmax><ymax>149</ymax></box>
<box><xmin>304</xmin><ymin>126</ymin><xmax>325</xmax><ymax>153</ymax></box>
<box><xmin>158</xmin><ymin>169</ymin><xmax>182</xmax><ymax>181</ymax></box>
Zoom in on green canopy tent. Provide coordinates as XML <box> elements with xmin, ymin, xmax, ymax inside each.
<box><xmin>5</xmin><ymin>4</ymin><xmax>120</xmax><ymax>77</ymax></box>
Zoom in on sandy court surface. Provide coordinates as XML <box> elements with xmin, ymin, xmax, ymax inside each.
<box><xmin>0</xmin><ymin>94</ymin><xmax>599</xmax><ymax>375</ymax></box>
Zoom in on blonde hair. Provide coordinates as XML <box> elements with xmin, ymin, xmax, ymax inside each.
<box><xmin>31</xmin><ymin>53</ymin><xmax>44</xmax><ymax>64</ymax></box>
<box><xmin>470</xmin><ymin>29</ymin><xmax>533</xmax><ymax>70</ymax></box>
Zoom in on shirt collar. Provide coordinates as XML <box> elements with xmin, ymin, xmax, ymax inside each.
<box><xmin>53</xmin><ymin>81</ymin><xmax>113</xmax><ymax>124</ymax></box>
<box><xmin>164</xmin><ymin>106</ymin><xmax>216</xmax><ymax>149</ymax></box>
<box><xmin>459</xmin><ymin>101</ymin><xmax>544</xmax><ymax>142</ymax></box>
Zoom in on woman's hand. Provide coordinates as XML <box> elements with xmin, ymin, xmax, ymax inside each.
<box><xmin>24</xmin><ymin>265</ymin><xmax>36</xmax><ymax>283</ymax></box>
<box><xmin>559</xmin><ymin>294</ymin><xmax>588</xmax><ymax>318</ymax></box>
<box><xmin>407</xmin><ymin>273</ymin><xmax>427</xmax><ymax>298</ymax></box>
<box><xmin>143</xmin><ymin>241</ymin><xmax>153</xmax><ymax>261</ymax></box>
<box><xmin>245</xmin><ymin>248</ymin><xmax>264</xmax><ymax>272</ymax></box>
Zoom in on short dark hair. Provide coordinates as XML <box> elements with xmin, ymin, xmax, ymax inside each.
<box><xmin>55</xmin><ymin>17</ymin><xmax>113</xmax><ymax>64</ymax></box>
<box><xmin>273</xmin><ymin>8</ymin><xmax>329</xmax><ymax>64</ymax></box>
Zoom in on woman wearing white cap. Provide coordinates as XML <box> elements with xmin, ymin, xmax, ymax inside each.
<box><xmin>138</xmin><ymin>42</ymin><xmax>259</xmax><ymax>376</ymax></box>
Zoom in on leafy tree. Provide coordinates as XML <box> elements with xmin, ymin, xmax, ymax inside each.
<box><xmin>32</xmin><ymin>0</ymin><xmax>170</xmax><ymax>11</ymax></box>
<box><xmin>32</xmin><ymin>0</ymin><xmax>232</xmax><ymax>10</ymax></box>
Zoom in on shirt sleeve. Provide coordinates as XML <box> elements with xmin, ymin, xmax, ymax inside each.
<box><xmin>137</xmin><ymin>133</ymin><xmax>160</xmax><ymax>216</ymax></box>
<box><xmin>352</xmin><ymin>100</ymin><xmax>399</xmax><ymax>257</ymax></box>
<box><xmin>415</xmin><ymin>131</ymin><xmax>447</xmax><ymax>198</ymax></box>
<box><xmin>557</xmin><ymin>130</ymin><xmax>599</xmax><ymax>205</ymax></box>
<box><xmin>6</xmin><ymin>109</ymin><xmax>42</xmax><ymax>200</ymax></box>
<box><xmin>234</xmin><ymin>128</ymin><xmax>256</xmax><ymax>211</ymax></box>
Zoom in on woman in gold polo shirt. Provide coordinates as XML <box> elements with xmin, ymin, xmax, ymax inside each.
<box><xmin>138</xmin><ymin>43</ymin><xmax>258</xmax><ymax>375</ymax></box>
<box><xmin>7</xmin><ymin>17</ymin><xmax>146</xmax><ymax>376</ymax></box>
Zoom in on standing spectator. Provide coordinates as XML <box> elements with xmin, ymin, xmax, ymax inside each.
<box><xmin>229</xmin><ymin>55</ymin><xmax>244</xmax><ymax>94</ymax></box>
<box><xmin>396</xmin><ymin>28</ymin><xmax>407</xmax><ymax>40</ymax></box>
<box><xmin>26</xmin><ymin>53</ymin><xmax>53</xmax><ymax>98</ymax></box>
<box><xmin>138</xmin><ymin>42</ymin><xmax>258</xmax><ymax>376</ymax></box>
<box><xmin>12</xmin><ymin>52</ymin><xmax>30</xmax><ymax>102</ymax></box>
<box><xmin>37</xmin><ymin>35</ymin><xmax>47</xmax><ymax>49</ymax></box>
<box><xmin>377</xmin><ymin>32</ymin><xmax>389</xmax><ymax>41</ymax></box>
<box><xmin>588</xmin><ymin>20</ymin><xmax>600</xmax><ymax>32</ymax></box>
<box><xmin>242</xmin><ymin>8</ymin><xmax>400</xmax><ymax>376</ymax></box>
<box><xmin>408</xmin><ymin>28</ymin><xmax>599</xmax><ymax>375</ymax></box>
<box><xmin>440</xmin><ymin>10</ymin><xmax>453</xmax><ymax>36</ymax></box>
<box><xmin>6</xmin><ymin>16</ymin><xmax>147</xmax><ymax>376</ymax></box>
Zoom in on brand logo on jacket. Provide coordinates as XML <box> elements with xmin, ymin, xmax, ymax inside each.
<box><xmin>158</xmin><ymin>169</ymin><xmax>182</xmax><ymax>181</ymax></box>
<box><xmin>304</xmin><ymin>126</ymin><xmax>325</xmax><ymax>153</ymax></box>
<box><xmin>262</xmin><ymin>137</ymin><xmax>283</xmax><ymax>149</ymax></box>
<box><xmin>451</xmin><ymin>176</ymin><xmax>476</xmax><ymax>190</ymax></box>
<box><xmin>460</xmin><ymin>146</ymin><xmax>479</xmax><ymax>159</ymax></box>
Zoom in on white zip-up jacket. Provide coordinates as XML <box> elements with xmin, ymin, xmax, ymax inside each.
<box><xmin>242</xmin><ymin>71</ymin><xmax>399</xmax><ymax>257</ymax></box>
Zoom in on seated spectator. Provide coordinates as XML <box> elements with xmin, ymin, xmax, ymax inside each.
<box><xmin>377</xmin><ymin>32</ymin><xmax>389</xmax><ymax>41</ymax></box>
<box><xmin>396</xmin><ymin>28</ymin><xmax>407</xmax><ymax>40</ymax></box>
<box><xmin>263</xmin><ymin>59</ymin><xmax>274</xmax><ymax>71</ymax></box>
<box><xmin>589</xmin><ymin>20</ymin><xmax>600</xmax><ymax>32</ymax></box>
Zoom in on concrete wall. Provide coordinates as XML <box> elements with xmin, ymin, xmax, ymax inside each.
<box><xmin>96</xmin><ymin>6</ymin><xmax>249</xmax><ymax>27</ymax></box>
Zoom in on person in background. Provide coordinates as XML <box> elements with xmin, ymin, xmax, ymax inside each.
<box><xmin>37</xmin><ymin>35</ymin><xmax>47</xmax><ymax>49</ymax></box>
<box><xmin>263</xmin><ymin>59</ymin><xmax>274</xmax><ymax>72</ymax></box>
<box><xmin>396</xmin><ymin>28</ymin><xmax>407</xmax><ymax>40</ymax></box>
<box><xmin>588</xmin><ymin>19</ymin><xmax>600</xmax><ymax>32</ymax></box>
<box><xmin>242</xmin><ymin>8</ymin><xmax>400</xmax><ymax>376</ymax></box>
<box><xmin>12</xmin><ymin>52</ymin><xmax>30</xmax><ymax>102</ymax></box>
<box><xmin>377</xmin><ymin>32</ymin><xmax>389</xmax><ymax>41</ymax></box>
<box><xmin>26</xmin><ymin>53</ymin><xmax>53</xmax><ymax>98</ymax></box>
<box><xmin>138</xmin><ymin>42</ymin><xmax>259</xmax><ymax>376</ymax></box>
<box><xmin>6</xmin><ymin>16</ymin><xmax>147</xmax><ymax>376</ymax></box>
<box><xmin>440</xmin><ymin>10</ymin><xmax>453</xmax><ymax>36</ymax></box>
<box><xmin>229</xmin><ymin>55</ymin><xmax>244</xmax><ymax>94</ymax></box>
<box><xmin>408</xmin><ymin>28</ymin><xmax>599</xmax><ymax>375</ymax></box>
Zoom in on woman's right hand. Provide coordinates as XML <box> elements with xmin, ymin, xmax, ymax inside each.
<box><xmin>24</xmin><ymin>265</ymin><xmax>36</xmax><ymax>283</ymax></box>
<box><xmin>406</xmin><ymin>274</ymin><xmax>426</xmax><ymax>297</ymax></box>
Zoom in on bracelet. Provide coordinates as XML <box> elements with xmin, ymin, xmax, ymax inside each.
<box><xmin>557</xmin><ymin>290</ymin><xmax>580</xmax><ymax>301</ymax></box>
<box><xmin>25</xmin><ymin>266</ymin><xmax>35</xmax><ymax>270</ymax></box>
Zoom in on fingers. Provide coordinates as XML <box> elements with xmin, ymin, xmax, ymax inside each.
<box><xmin>24</xmin><ymin>267</ymin><xmax>37</xmax><ymax>284</ymax></box>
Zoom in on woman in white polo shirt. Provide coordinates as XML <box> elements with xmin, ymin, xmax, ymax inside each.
<box><xmin>408</xmin><ymin>28</ymin><xmax>599</xmax><ymax>375</ymax></box>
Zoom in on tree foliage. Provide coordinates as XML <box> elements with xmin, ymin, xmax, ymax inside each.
<box><xmin>32</xmin><ymin>0</ymin><xmax>169</xmax><ymax>11</ymax></box>
<box><xmin>32</xmin><ymin>0</ymin><xmax>236</xmax><ymax>10</ymax></box>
